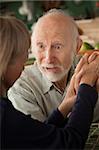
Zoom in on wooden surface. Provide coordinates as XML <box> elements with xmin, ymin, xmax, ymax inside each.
<box><xmin>76</xmin><ymin>17</ymin><xmax>99</xmax><ymax>44</ymax></box>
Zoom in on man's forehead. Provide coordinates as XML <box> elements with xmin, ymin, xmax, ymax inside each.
<box><xmin>33</xmin><ymin>28</ymin><xmax>70</xmax><ymax>43</ymax></box>
<box><xmin>31</xmin><ymin>13</ymin><xmax>76</xmax><ymax>42</ymax></box>
<box><xmin>34</xmin><ymin>19</ymin><xmax>71</xmax><ymax>37</ymax></box>
<box><xmin>37</xmin><ymin>14</ymin><xmax>72</xmax><ymax>28</ymax></box>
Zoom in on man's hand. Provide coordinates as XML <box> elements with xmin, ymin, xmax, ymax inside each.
<box><xmin>74</xmin><ymin>52</ymin><xmax>99</xmax><ymax>93</ymax></box>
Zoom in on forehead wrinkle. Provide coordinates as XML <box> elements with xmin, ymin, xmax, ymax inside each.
<box><xmin>33</xmin><ymin>22</ymin><xmax>71</xmax><ymax>40</ymax></box>
<box><xmin>32</xmin><ymin>13</ymin><xmax>78</xmax><ymax>48</ymax></box>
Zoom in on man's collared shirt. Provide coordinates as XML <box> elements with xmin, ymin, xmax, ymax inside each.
<box><xmin>8</xmin><ymin>62</ymin><xmax>99</xmax><ymax>122</ymax></box>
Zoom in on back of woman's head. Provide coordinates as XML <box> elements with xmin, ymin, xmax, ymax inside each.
<box><xmin>0</xmin><ymin>16</ymin><xmax>31</xmax><ymax>79</ymax></box>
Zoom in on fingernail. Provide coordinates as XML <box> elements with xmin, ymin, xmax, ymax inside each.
<box><xmin>88</xmin><ymin>53</ymin><xmax>97</xmax><ymax>63</ymax></box>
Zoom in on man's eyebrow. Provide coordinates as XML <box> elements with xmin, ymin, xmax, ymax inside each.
<box><xmin>36</xmin><ymin>42</ymin><xmax>43</xmax><ymax>45</ymax></box>
<box><xmin>52</xmin><ymin>42</ymin><xmax>64</xmax><ymax>45</ymax></box>
<box><xmin>53</xmin><ymin>43</ymin><xmax>62</xmax><ymax>44</ymax></box>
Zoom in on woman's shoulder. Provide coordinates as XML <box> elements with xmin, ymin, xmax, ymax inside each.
<box><xmin>0</xmin><ymin>97</ymin><xmax>9</xmax><ymax>106</ymax></box>
<box><xmin>0</xmin><ymin>97</ymin><xmax>12</xmax><ymax>113</ymax></box>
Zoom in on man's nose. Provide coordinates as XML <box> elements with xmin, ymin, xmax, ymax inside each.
<box><xmin>45</xmin><ymin>48</ymin><xmax>53</xmax><ymax>63</ymax></box>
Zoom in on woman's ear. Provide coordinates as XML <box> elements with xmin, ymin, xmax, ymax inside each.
<box><xmin>76</xmin><ymin>37</ymin><xmax>82</xmax><ymax>53</ymax></box>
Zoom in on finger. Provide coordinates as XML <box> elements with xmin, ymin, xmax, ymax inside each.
<box><xmin>70</xmin><ymin>74</ymin><xmax>75</xmax><ymax>85</ymax></box>
<box><xmin>74</xmin><ymin>70</ymin><xmax>84</xmax><ymax>93</ymax></box>
<box><xmin>66</xmin><ymin>75</ymin><xmax>75</xmax><ymax>97</ymax></box>
<box><xmin>75</xmin><ymin>53</ymin><xmax>89</xmax><ymax>73</ymax></box>
<box><xmin>88</xmin><ymin>52</ymin><xmax>99</xmax><ymax>63</ymax></box>
<box><xmin>75</xmin><ymin>57</ymin><xmax>85</xmax><ymax>73</ymax></box>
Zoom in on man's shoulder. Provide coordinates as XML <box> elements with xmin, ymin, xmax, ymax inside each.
<box><xmin>24</xmin><ymin>62</ymin><xmax>40</xmax><ymax>76</ymax></box>
<box><xmin>10</xmin><ymin>62</ymin><xmax>52</xmax><ymax>92</ymax></box>
<box><xmin>20</xmin><ymin>62</ymin><xmax>42</xmax><ymax>81</ymax></box>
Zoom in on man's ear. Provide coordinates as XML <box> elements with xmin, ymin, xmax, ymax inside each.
<box><xmin>76</xmin><ymin>37</ymin><xmax>82</xmax><ymax>53</ymax></box>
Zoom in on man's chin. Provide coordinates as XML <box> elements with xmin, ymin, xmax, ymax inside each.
<box><xmin>39</xmin><ymin>66</ymin><xmax>69</xmax><ymax>82</ymax></box>
<box><xmin>45</xmin><ymin>73</ymin><xmax>67</xmax><ymax>82</ymax></box>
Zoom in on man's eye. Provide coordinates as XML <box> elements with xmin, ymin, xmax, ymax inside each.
<box><xmin>56</xmin><ymin>45</ymin><xmax>61</xmax><ymax>49</ymax></box>
<box><xmin>37</xmin><ymin>43</ymin><xmax>45</xmax><ymax>51</ymax></box>
<box><xmin>39</xmin><ymin>44</ymin><xmax>44</xmax><ymax>49</ymax></box>
<box><xmin>54</xmin><ymin>44</ymin><xmax>62</xmax><ymax>50</ymax></box>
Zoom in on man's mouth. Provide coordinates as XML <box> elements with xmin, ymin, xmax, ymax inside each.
<box><xmin>44</xmin><ymin>66</ymin><xmax>60</xmax><ymax>73</ymax></box>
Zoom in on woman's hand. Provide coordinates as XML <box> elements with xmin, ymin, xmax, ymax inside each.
<box><xmin>58</xmin><ymin>75</ymin><xmax>76</xmax><ymax>117</ymax></box>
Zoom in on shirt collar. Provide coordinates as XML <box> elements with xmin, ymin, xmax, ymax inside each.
<box><xmin>41</xmin><ymin>73</ymin><xmax>53</xmax><ymax>94</ymax></box>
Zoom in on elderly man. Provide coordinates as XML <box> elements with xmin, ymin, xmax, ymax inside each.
<box><xmin>8</xmin><ymin>9</ymin><xmax>99</xmax><ymax>122</ymax></box>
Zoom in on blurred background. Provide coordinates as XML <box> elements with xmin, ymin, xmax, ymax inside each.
<box><xmin>0</xmin><ymin>0</ymin><xmax>99</xmax><ymax>30</ymax></box>
<box><xmin>0</xmin><ymin>0</ymin><xmax>99</xmax><ymax>61</ymax></box>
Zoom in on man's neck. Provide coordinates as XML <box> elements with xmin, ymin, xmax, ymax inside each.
<box><xmin>54</xmin><ymin>75</ymin><xmax>68</xmax><ymax>93</ymax></box>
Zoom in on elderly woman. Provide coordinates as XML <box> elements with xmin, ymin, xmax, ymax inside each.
<box><xmin>0</xmin><ymin>16</ymin><xmax>98</xmax><ymax>149</ymax></box>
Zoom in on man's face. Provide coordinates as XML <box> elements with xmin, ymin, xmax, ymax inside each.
<box><xmin>32</xmin><ymin>16</ymin><xmax>76</xmax><ymax>82</ymax></box>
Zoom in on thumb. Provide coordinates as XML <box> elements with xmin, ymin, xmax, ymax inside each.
<box><xmin>75</xmin><ymin>53</ymin><xmax>89</xmax><ymax>73</ymax></box>
<box><xmin>88</xmin><ymin>52</ymin><xmax>99</xmax><ymax>63</ymax></box>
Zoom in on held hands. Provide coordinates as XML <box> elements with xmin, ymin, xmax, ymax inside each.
<box><xmin>74</xmin><ymin>52</ymin><xmax>99</xmax><ymax>93</ymax></box>
<box><xmin>58</xmin><ymin>52</ymin><xmax>99</xmax><ymax>117</ymax></box>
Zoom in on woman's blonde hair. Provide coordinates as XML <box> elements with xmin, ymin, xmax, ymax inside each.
<box><xmin>0</xmin><ymin>16</ymin><xmax>31</xmax><ymax>79</ymax></box>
